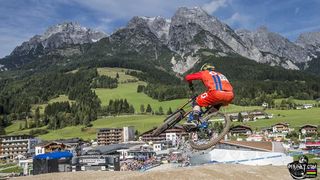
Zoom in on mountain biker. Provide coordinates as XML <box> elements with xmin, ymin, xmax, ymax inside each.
<box><xmin>185</xmin><ymin>63</ymin><xmax>234</xmax><ymax>121</ymax></box>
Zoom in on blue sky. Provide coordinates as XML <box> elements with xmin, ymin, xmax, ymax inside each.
<box><xmin>0</xmin><ymin>0</ymin><xmax>319</xmax><ymax>58</ymax></box>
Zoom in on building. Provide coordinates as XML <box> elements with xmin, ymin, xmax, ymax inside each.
<box><xmin>140</xmin><ymin>126</ymin><xmax>188</xmax><ymax>144</ymax></box>
<box><xmin>262</xmin><ymin>102</ymin><xmax>268</xmax><ymax>108</ymax></box>
<box><xmin>75</xmin><ymin>155</ymin><xmax>120</xmax><ymax>171</ymax></box>
<box><xmin>228</xmin><ymin>112</ymin><xmax>249</xmax><ymax>122</ymax></box>
<box><xmin>272</xmin><ymin>123</ymin><xmax>289</xmax><ymax>133</ymax></box>
<box><xmin>249</xmin><ymin>111</ymin><xmax>270</xmax><ymax>120</ymax></box>
<box><xmin>300</xmin><ymin>124</ymin><xmax>318</xmax><ymax>136</ymax></box>
<box><xmin>18</xmin><ymin>159</ymin><xmax>33</xmax><ymax>175</ymax></box>
<box><xmin>0</xmin><ymin>135</ymin><xmax>38</xmax><ymax>159</ymax></box>
<box><xmin>303</xmin><ymin>104</ymin><xmax>313</xmax><ymax>109</ymax></box>
<box><xmin>304</xmin><ymin>142</ymin><xmax>320</xmax><ymax>150</ymax></box>
<box><xmin>35</xmin><ymin>141</ymin><xmax>74</xmax><ymax>156</ymax></box>
<box><xmin>33</xmin><ymin>151</ymin><xmax>73</xmax><ymax>175</ymax></box>
<box><xmin>97</xmin><ymin>126</ymin><xmax>135</xmax><ymax>145</ymax></box>
<box><xmin>228</xmin><ymin>110</ymin><xmax>272</xmax><ymax>122</ymax></box>
<box><xmin>229</xmin><ymin>125</ymin><xmax>252</xmax><ymax>136</ymax></box>
<box><xmin>152</xmin><ymin>143</ymin><xmax>162</xmax><ymax>152</ymax></box>
<box><xmin>121</xmin><ymin>144</ymin><xmax>155</xmax><ymax>161</ymax></box>
<box><xmin>246</xmin><ymin>134</ymin><xmax>264</xmax><ymax>141</ymax></box>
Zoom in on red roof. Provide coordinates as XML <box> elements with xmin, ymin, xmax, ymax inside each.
<box><xmin>306</xmin><ymin>142</ymin><xmax>320</xmax><ymax>146</ymax></box>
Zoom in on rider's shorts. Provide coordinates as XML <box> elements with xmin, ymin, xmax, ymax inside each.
<box><xmin>196</xmin><ymin>90</ymin><xmax>234</xmax><ymax>107</ymax></box>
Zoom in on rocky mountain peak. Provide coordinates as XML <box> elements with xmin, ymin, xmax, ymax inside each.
<box><xmin>128</xmin><ymin>16</ymin><xmax>170</xmax><ymax>43</ymax></box>
<box><xmin>174</xmin><ymin>7</ymin><xmax>212</xmax><ymax>20</ymax></box>
<box><xmin>169</xmin><ymin>7</ymin><xmax>263</xmax><ymax>65</ymax></box>
<box><xmin>11</xmin><ymin>22</ymin><xmax>107</xmax><ymax>56</ymax></box>
<box><xmin>236</xmin><ymin>27</ymin><xmax>309</xmax><ymax>66</ymax></box>
<box><xmin>296</xmin><ymin>32</ymin><xmax>320</xmax><ymax>54</ymax></box>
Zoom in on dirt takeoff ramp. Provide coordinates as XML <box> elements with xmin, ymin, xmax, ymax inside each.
<box><xmin>14</xmin><ymin>164</ymin><xmax>291</xmax><ymax>180</ymax></box>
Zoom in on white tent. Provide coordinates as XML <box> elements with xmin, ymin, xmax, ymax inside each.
<box><xmin>207</xmin><ymin>149</ymin><xmax>292</xmax><ymax>166</ymax></box>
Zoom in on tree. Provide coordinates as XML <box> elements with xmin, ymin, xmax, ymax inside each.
<box><xmin>35</xmin><ymin>107</ymin><xmax>40</xmax><ymax>127</ymax></box>
<box><xmin>19</xmin><ymin>123</ymin><xmax>22</xmax><ymax>130</ymax></box>
<box><xmin>237</xmin><ymin>112</ymin><xmax>243</xmax><ymax>122</ymax></box>
<box><xmin>0</xmin><ymin>126</ymin><xmax>5</xmax><ymax>135</ymax></box>
<box><xmin>167</xmin><ymin>107</ymin><xmax>173</xmax><ymax>115</ymax></box>
<box><xmin>146</xmin><ymin>104</ymin><xmax>152</xmax><ymax>113</ymax></box>
<box><xmin>116</xmin><ymin>73</ymin><xmax>119</xmax><ymax>79</ymax></box>
<box><xmin>137</xmin><ymin>85</ymin><xmax>145</xmax><ymax>93</ymax></box>
<box><xmin>24</xmin><ymin>119</ymin><xmax>28</xmax><ymax>129</ymax></box>
<box><xmin>213</xmin><ymin>122</ymin><xmax>223</xmax><ymax>133</ymax></box>
<box><xmin>158</xmin><ymin>106</ymin><xmax>164</xmax><ymax>115</ymax></box>
<box><xmin>129</xmin><ymin>105</ymin><xmax>135</xmax><ymax>114</ymax></box>
<box><xmin>140</xmin><ymin>104</ymin><xmax>145</xmax><ymax>114</ymax></box>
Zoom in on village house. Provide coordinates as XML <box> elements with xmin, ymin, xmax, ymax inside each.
<box><xmin>249</xmin><ymin>110</ymin><xmax>271</xmax><ymax>120</ymax></box>
<box><xmin>272</xmin><ymin>123</ymin><xmax>290</xmax><ymax>133</ymax></box>
<box><xmin>300</xmin><ymin>124</ymin><xmax>318</xmax><ymax>136</ymax></box>
<box><xmin>229</xmin><ymin>125</ymin><xmax>252</xmax><ymax>137</ymax></box>
<box><xmin>262</xmin><ymin>123</ymin><xmax>291</xmax><ymax>142</ymax></box>
<box><xmin>228</xmin><ymin>112</ymin><xmax>249</xmax><ymax>122</ymax></box>
<box><xmin>228</xmin><ymin>110</ymin><xmax>272</xmax><ymax>122</ymax></box>
<box><xmin>303</xmin><ymin>104</ymin><xmax>313</xmax><ymax>109</ymax></box>
<box><xmin>139</xmin><ymin>126</ymin><xmax>188</xmax><ymax>146</ymax></box>
<box><xmin>35</xmin><ymin>141</ymin><xmax>73</xmax><ymax>155</ymax></box>
<box><xmin>35</xmin><ymin>138</ymin><xmax>83</xmax><ymax>156</ymax></box>
<box><xmin>262</xmin><ymin>102</ymin><xmax>268</xmax><ymax>108</ymax></box>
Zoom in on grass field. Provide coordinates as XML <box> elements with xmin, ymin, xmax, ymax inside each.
<box><xmin>0</xmin><ymin>165</ymin><xmax>22</xmax><ymax>173</ymax></box>
<box><xmin>94</xmin><ymin>81</ymin><xmax>262</xmax><ymax>114</ymax></box>
<box><xmin>38</xmin><ymin>115</ymin><xmax>166</xmax><ymax>140</ymax></box>
<box><xmin>97</xmin><ymin>67</ymin><xmax>139</xmax><ymax>83</ymax></box>
<box><xmin>6</xmin><ymin>108</ymin><xmax>319</xmax><ymax>140</ymax></box>
<box><xmin>8</xmin><ymin>68</ymin><xmax>317</xmax><ymax>140</ymax></box>
<box><xmin>238</xmin><ymin>108</ymin><xmax>320</xmax><ymax>130</ymax></box>
<box><xmin>274</xmin><ymin>98</ymin><xmax>318</xmax><ymax>105</ymax></box>
<box><xmin>94</xmin><ymin>82</ymin><xmax>187</xmax><ymax>113</ymax></box>
<box><xmin>6</xmin><ymin>115</ymin><xmax>166</xmax><ymax>140</ymax></box>
<box><xmin>5</xmin><ymin>120</ymin><xmax>47</xmax><ymax>135</ymax></box>
<box><xmin>31</xmin><ymin>95</ymin><xmax>74</xmax><ymax>114</ymax></box>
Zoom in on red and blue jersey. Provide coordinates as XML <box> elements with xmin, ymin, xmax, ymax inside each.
<box><xmin>185</xmin><ymin>70</ymin><xmax>233</xmax><ymax>92</ymax></box>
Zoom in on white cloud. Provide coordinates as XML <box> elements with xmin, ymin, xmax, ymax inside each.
<box><xmin>71</xmin><ymin>0</ymin><xmax>205</xmax><ymax>19</ymax></box>
<box><xmin>202</xmin><ymin>0</ymin><xmax>228</xmax><ymax>14</ymax></box>
<box><xmin>282</xmin><ymin>24</ymin><xmax>320</xmax><ymax>39</ymax></box>
<box><xmin>224</xmin><ymin>12</ymin><xmax>252</xmax><ymax>28</ymax></box>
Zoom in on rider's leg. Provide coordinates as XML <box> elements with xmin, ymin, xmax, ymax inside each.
<box><xmin>192</xmin><ymin>104</ymin><xmax>201</xmax><ymax>121</ymax></box>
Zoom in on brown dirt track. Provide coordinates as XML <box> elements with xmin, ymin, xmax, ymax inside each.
<box><xmin>13</xmin><ymin>164</ymin><xmax>293</xmax><ymax>180</ymax></box>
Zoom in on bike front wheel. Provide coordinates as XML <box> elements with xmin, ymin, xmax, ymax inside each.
<box><xmin>189</xmin><ymin>111</ymin><xmax>231</xmax><ymax>150</ymax></box>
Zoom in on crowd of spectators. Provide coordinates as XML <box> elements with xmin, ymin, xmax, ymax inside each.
<box><xmin>120</xmin><ymin>157</ymin><xmax>159</xmax><ymax>171</ymax></box>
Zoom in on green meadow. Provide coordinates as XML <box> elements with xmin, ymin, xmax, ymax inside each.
<box><xmin>6</xmin><ymin>67</ymin><xmax>318</xmax><ymax>140</ymax></box>
<box><xmin>238</xmin><ymin>108</ymin><xmax>320</xmax><ymax>130</ymax></box>
<box><xmin>6</xmin><ymin>115</ymin><xmax>165</xmax><ymax>141</ymax></box>
<box><xmin>97</xmin><ymin>67</ymin><xmax>139</xmax><ymax>83</ymax></box>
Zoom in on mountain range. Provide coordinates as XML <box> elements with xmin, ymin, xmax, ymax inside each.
<box><xmin>0</xmin><ymin>7</ymin><xmax>319</xmax><ymax>75</ymax></box>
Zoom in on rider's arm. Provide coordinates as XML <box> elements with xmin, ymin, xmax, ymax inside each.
<box><xmin>185</xmin><ymin>72</ymin><xmax>202</xmax><ymax>83</ymax></box>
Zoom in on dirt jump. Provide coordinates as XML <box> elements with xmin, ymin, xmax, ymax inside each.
<box><xmin>14</xmin><ymin>164</ymin><xmax>291</xmax><ymax>180</ymax></box>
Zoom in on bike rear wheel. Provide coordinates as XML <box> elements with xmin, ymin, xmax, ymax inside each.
<box><xmin>189</xmin><ymin>111</ymin><xmax>231</xmax><ymax>150</ymax></box>
<box><xmin>152</xmin><ymin>109</ymin><xmax>186</xmax><ymax>137</ymax></box>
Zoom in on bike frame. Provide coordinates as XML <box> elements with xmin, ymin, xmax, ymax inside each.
<box><xmin>168</xmin><ymin>96</ymin><xmax>218</xmax><ymax>128</ymax></box>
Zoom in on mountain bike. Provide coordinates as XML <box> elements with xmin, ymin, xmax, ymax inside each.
<box><xmin>151</xmin><ymin>93</ymin><xmax>231</xmax><ymax>150</ymax></box>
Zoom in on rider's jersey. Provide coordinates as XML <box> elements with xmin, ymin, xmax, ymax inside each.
<box><xmin>185</xmin><ymin>70</ymin><xmax>233</xmax><ymax>92</ymax></box>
